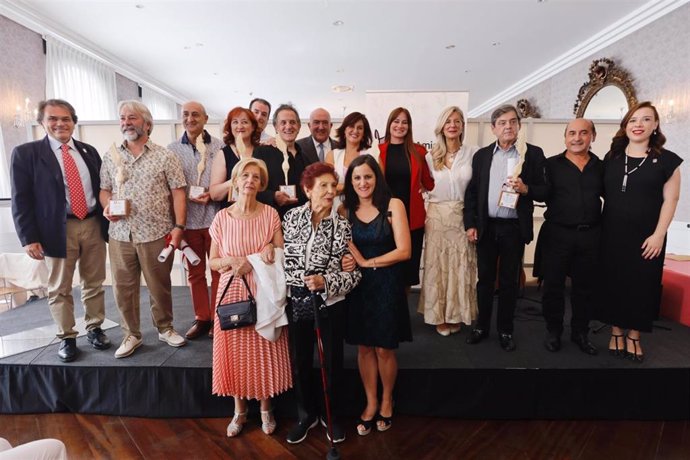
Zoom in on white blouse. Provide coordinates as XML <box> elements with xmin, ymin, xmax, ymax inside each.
<box><xmin>332</xmin><ymin>148</ymin><xmax>374</xmax><ymax>184</ymax></box>
<box><xmin>426</xmin><ymin>145</ymin><xmax>478</xmax><ymax>203</ymax></box>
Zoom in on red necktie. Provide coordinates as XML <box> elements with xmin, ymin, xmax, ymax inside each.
<box><xmin>61</xmin><ymin>144</ymin><xmax>88</xmax><ymax>219</ymax></box>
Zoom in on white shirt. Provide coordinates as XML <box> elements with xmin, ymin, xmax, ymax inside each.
<box><xmin>426</xmin><ymin>145</ymin><xmax>478</xmax><ymax>203</ymax></box>
<box><xmin>312</xmin><ymin>138</ymin><xmax>332</xmax><ymax>159</ymax></box>
<box><xmin>47</xmin><ymin>135</ymin><xmax>97</xmax><ymax>214</ymax></box>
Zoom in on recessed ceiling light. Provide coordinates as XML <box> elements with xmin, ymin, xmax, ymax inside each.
<box><xmin>183</xmin><ymin>46</ymin><xmax>191</xmax><ymax>50</ymax></box>
<box><xmin>445</xmin><ymin>44</ymin><xmax>455</xmax><ymax>50</ymax></box>
<box><xmin>492</xmin><ymin>41</ymin><xmax>501</xmax><ymax>46</ymax></box>
<box><xmin>195</xmin><ymin>43</ymin><xmax>204</xmax><ymax>47</ymax></box>
<box><xmin>331</xmin><ymin>84</ymin><xmax>353</xmax><ymax>93</ymax></box>
<box><xmin>464</xmin><ymin>69</ymin><xmax>471</xmax><ymax>73</ymax></box>
<box><xmin>332</xmin><ymin>20</ymin><xmax>344</xmax><ymax>26</ymax></box>
<box><xmin>336</xmin><ymin>68</ymin><xmax>344</xmax><ymax>73</ymax></box>
<box><xmin>135</xmin><ymin>4</ymin><xmax>144</xmax><ymax>8</ymax></box>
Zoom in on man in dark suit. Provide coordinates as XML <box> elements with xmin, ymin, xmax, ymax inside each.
<box><xmin>463</xmin><ymin>104</ymin><xmax>546</xmax><ymax>351</ymax></box>
<box><xmin>296</xmin><ymin>108</ymin><xmax>336</xmax><ymax>163</ymax></box>
<box><xmin>10</xmin><ymin>99</ymin><xmax>110</xmax><ymax>362</ymax></box>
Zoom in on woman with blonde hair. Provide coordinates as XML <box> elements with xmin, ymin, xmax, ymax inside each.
<box><xmin>418</xmin><ymin>106</ymin><xmax>479</xmax><ymax>336</ymax></box>
<box><xmin>209</xmin><ymin>157</ymin><xmax>292</xmax><ymax>437</ymax></box>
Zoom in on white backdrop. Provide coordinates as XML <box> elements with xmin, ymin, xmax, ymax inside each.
<box><xmin>365</xmin><ymin>91</ymin><xmax>470</xmax><ymax>149</ymax></box>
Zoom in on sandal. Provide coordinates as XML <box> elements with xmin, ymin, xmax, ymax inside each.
<box><xmin>226</xmin><ymin>411</ymin><xmax>247</xmax><ymax>437</ymax></box>
<box><xmin>608</xmin><ymin>333</ymin><xmax>625</xmax><ymax>357</ymax></box>
<box><xmin>260</xmin><ymin>409</ymin><xmax>276</xmax><ymax>435</ymax></box>
<box><xmin>626</xmin><ymin>335</ymin><xmax>644</xmax><ymax>363</ymax></box>
<box><xmin>376</xmin><ymin>412</ymin><xmax>393</xmax><ymax>432</ymax></box>
<box><xmin>356</xmin><ymin>417</ymin><xmax>375</xmax><ymax>436</ymax></box>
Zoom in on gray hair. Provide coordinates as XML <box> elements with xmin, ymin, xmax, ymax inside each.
<box><xmin>490</xmin><ymin>104</ymin><xmax>520</xmax><ymax>127</ymax></box>
<box><xmin>118</xmin><ymin>100</ymin><xmax>154</xmax><ymax>135</ymax></box>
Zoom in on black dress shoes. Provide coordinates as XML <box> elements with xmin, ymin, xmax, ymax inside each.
<box><xmin>571</xmin><ymin>332</ymin><xmax>598</xmax><ymax>356</ymax></box>
<box><xmin>544</xmin><ymin>332</ymin><xmax>562</xmax><ymax>352</ymax></box>
<box><xmin>87</xmin><ymin>327</ymin><xmax>112</xmax><ymax>350</ymax></box>
<box><xmin>58</xmin><ymin>338</ymin><xmax>78</xmax><ymax>362</ymax></box>
<box><xmin>465</xmin><ymin>328</ymin><xmax>488</xmax><ymax>345</ymax></box>
<box><xmin>499</xmin><ymin>333</ymin><xmax>516</xmax><ymax>352</ymax></box>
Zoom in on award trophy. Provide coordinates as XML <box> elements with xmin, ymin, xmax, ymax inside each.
<box><xmin>189</xmin><ymin>135</ymin><xmax>207</xmax><ymax>199</ymax></box>
<box><xmin>498</xmin><ymin>143</ymin><xmax>526</xmax><ymax>210</ymax></box>
<box><xmin>108</xmin><ymin>143</ymin><xmax>129</xmax><ymax>217</ymax></box>
<box><xmin>276</xmin><ymin>136</ymin><xmax>296</xmax><ymax>199</ymax></box>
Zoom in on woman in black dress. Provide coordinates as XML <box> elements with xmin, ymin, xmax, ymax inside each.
<box><xmin>378</xmin><ymin>107</ymin><xmax>434</xmax><ymax>289</ymax></box>
<box><xmin>209</xmin><ymin>107</ymin><xmax>260</xmax><ymax>206</ymax></box>
<box><xmin>600</xmin><ymin>101</ymin><xmax>682</xmax><ymax>362</ymax></box>
<box><xmin>342</xmin><ymin>155</ymin><xmax>411</xmax><ymax>435</ymax></box>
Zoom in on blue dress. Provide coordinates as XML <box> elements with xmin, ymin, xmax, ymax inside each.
<box><xmin>346</xmin><ymin>205</ymin><xmax>412</xmax><ymax>349</ymax></box>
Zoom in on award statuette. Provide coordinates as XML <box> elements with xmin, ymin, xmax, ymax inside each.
<box><xmin>189</xmin><ymin>135</ymin><xmax>208</xmax><ymax>199</ymax></box>
<box><xmin>497</xmin><ymin>140</ymin><xmax>526</xmax><ymax>210</ymax></box>
<box><xmin>108</xmin><ymin>143</ymin><xmax>130</xmax><ymax>217</ymax></box>
<box><xmin>276</xmin><ymin>135</ymin><xmax>296</xmax><ymax>200</ymax></box>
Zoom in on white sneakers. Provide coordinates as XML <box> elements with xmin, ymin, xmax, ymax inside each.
<box><xmin>114</xmin><ymin>335</ymin><xmax>143</xmax><ymax>358</ymax></box>
<box><xmin>114</xmin><ymin>329</ymin><xmax>186</xmax><ymax>358</ymax></box>
<box><xmin>158</xmin><ymin>329</ymin><xmax>187</xmax><ymax>347</ymax></box>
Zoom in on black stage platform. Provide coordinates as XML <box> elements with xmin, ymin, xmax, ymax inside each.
<box><xmin>1</xmin><ymin>286</ymin><xmax>689</xmax><ymax>420</ymax></box>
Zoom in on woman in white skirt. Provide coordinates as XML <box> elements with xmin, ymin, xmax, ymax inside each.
<box><xmin>418</xmin><ymin>106</ymin><xmax>478</xmax><ymax>336</ymax></box>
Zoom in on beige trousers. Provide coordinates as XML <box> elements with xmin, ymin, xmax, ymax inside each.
<box><xmin>44</xmin><ymin>216</ymin><xmax>106</xmax><ymax>339</ymax></box>
<box><xmin>109</xmin><ymin>237</ymin><xmax>174</xmax><ymax>338</ymax></box>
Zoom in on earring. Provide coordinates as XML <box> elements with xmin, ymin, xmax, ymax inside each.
<box><xmin>653</xmin><ymin>130</ymin><xmax>657</xmax><ymax>135</ymax></box>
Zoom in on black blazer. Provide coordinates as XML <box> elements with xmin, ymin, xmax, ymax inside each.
<box><xmin>463</xmin><ymin>141</ymin><xmax>546</xmax><ymax>244</ymax></box>
<box><xmin>296</xmin><ymin>136</ymin><xmax>336</xmax><ymax>163</ymax></box>
<box><xmin>10</xmin><ymin>136</ymin><xmax>108</xmax><ymax>258</ymax></box>
<box><xmin>254</xmin><ymin>143</ymin><xmax>317</xmax><ymax>216</ymax></box>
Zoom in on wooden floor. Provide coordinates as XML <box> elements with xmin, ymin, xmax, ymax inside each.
<box><xmin>1</xmin><ymin>414</ymin><xmax>689</xmax><ymax>459</ymax></box>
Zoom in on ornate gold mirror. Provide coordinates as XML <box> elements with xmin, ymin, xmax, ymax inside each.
<box><xmin>573</xmin><ymin>58</ymin><xmax>638</xmax><ymax>119</ymax></box>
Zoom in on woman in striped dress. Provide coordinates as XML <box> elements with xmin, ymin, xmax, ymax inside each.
<box><xmin>209</xmin><ymin>157</ymin><xmax>292</xmax><ymax>437</ymax></box>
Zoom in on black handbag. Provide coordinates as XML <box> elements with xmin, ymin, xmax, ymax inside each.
<box><xmin>216</xmin><ymin>275</ymin><xmax>257</xmax><ymax>331</ymax></box>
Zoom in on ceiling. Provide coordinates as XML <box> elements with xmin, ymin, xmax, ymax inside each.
<box><xmin>3</xmin><ymin>0</ymin><xmax>674</xmax><ymax>119</ymax></box>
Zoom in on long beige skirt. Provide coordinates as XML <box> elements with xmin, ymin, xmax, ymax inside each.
<box><xmin>418</xmin><ymin>201</ymin><xmax>478</xmax><ymax>326</ymax></box>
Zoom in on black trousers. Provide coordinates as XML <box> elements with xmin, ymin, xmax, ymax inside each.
<box><xmin>476</xmin><ymin>218</ymin><xmax>525</xmax><ymax>334</ymax></box>
<box><xmin>541</xmin><ymin>223</ymin><xmax>600</xmax><ymax>335</ymax></box>
<box><xmin>287</xmin><ymin>299</ymin><xmax>345</xmax><ymax>422</ymax></box>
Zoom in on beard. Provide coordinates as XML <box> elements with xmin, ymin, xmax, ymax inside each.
<box><xmin>122</xmin><ymin>126</ymin><xmax>145</xmax><ymax>142</ymax></box>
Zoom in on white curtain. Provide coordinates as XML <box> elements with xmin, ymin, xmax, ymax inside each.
<box><xmin>46</xmin><ymin>37</ymin><xmax>117</xmax><ymax>121</ymax></box>
<box><xmin>0</xmin><ymin>127</ymin><xmax>11</xmax><ymax>198</ymax></box>
<box><xmin>141</xmin><ymin>86</ymin><xmax>177</xmax><ymax>120</ymax></box>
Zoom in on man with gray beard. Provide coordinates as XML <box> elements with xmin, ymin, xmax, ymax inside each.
<box><xmin>100</xmin><ymin>100</ymin><xmax>188</xmax><ymax>358</ymax></box>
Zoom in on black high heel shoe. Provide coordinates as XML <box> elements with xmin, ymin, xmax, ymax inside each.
<box><xmin>608</xmin><ymin>333</ymin><xmax>625</xmax><ymax>357</ymax></box>
<box><xmin>626</xmin><ymin>334</ymin><xmax>645</xmax><ymax>363</ymax></box>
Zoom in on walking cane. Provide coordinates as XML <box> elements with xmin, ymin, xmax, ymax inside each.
<box><xmin>311</xmin><ymin>291</ymin><xmax>341</xmax><ymax>460</ymax></box>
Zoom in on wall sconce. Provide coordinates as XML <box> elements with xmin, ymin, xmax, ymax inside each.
<box><xmin>658</xmin><ymin>99</ymin><xmax>675</xmax><ymax>124</ymax></box>
<box><xmin>13</xmin><ymin>97</ymin><xmax>35</xmax><ymax>129</ymax></box>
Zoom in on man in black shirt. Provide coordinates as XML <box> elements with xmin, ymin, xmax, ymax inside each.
<box><xmin>254</xmin><ymin>104</ymin><xmax>315</xmax><ymax>217</ymax></box>
<box><xmin>532</xmin><ymin>118</ymin><xmax>602</xmax><ymax>355</ymax></box>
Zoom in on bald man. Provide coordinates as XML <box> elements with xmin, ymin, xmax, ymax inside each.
<box><xmin>531</xmin><ymin>118</ymin><xmax>602</xmax><ymax>355</ymax></box>
<box><xmin>167</xmin><ymin>101</ymin><xmax>224</xmax><ymax>339</ymax></box>
<box><xmin>296</xmin><ymin>108</ymin><xmax>336</xmax><ymax>163</ymax></box>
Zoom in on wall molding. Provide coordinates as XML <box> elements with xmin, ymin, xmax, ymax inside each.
<box><xmin>0</xmin><ymin>0</ymin><xmax>188</xmax><ymax>104</ymax></box>
<box><xmin>468</xmin><ymin>0</ymin><xmax>689</xmax><ymax>117</ymax></box>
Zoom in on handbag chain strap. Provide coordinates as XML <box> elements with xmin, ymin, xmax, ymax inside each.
<box><xmin>216</xmin><ymin>274</ymin><xmax>254</xmax><ymax>308</ymax></box>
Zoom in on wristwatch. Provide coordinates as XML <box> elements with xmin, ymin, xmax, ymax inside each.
<box><xmin>173</xmin><ymin>224</ymin><xmax>186</xmax><ymax>231</ymax></box>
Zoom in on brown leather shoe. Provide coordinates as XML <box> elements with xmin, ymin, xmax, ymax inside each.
<box><xmin>185</xmin><ymin>320</ymin><xmax>212</xmax><ymax>339</ymax></box>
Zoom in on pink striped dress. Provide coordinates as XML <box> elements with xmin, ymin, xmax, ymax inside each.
<box><xmin>209</xmin><ymin>204</ymin><xmax>292</xmax><ymax>399</ymax></box>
